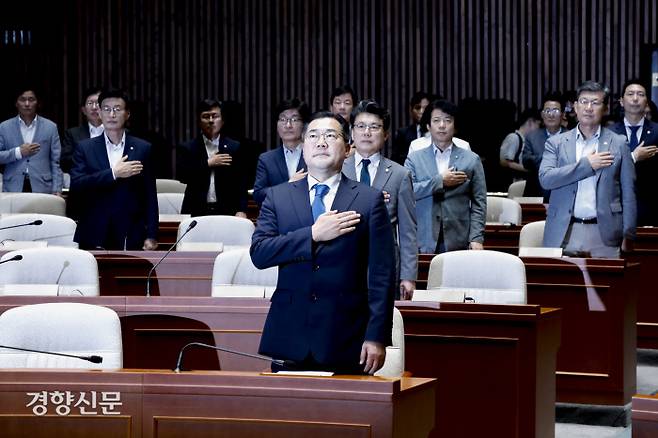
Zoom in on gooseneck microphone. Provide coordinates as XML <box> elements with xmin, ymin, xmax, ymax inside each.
<box><xmin>146</xmin><ymin>220</ymin><xmax>197</xmax><ymax>297</ymax></box>
<box><xmin>173</xmin><ymin>342</ymin><xmax>294</xmax><ymax>372</ymax></box>
<box><xmin>0</xmin><ymin>344</ymin><xmax>103</xmax><ymax>364</ymax></box>
<box><xmin>0</xmin><ymin>220</ymin><xmax>43</xmax><ymax>231</ymax></box>
<box><xmin>0</xmin><ymin>254</ymin><xmax>23</xmax><ymax>265</ymax></box>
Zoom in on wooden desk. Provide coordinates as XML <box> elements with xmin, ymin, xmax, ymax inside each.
<box><xmin>0</xmin><ymin>369</ymin><xmax>435</xmax><ymax>438</ymax></box>
<box><xmin>632</xmin><ymin>394</ymin><xmax>658</xmax><ymax>437</ymax></box>
<box><xmin>628</xmin><ymin>227</ymin><xmax>658</xmax><ymax>348</ymax></box>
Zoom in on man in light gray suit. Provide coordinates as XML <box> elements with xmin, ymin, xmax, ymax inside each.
<box><xmin>539</xmin><ymin>81</ymin><xmax>636</xmax><ymax>258</ymax></box>
<box><xmin>343</xmin><ymin>100</ymin><xmax>417</xmax><ymax>299</ymax></box>
<box><xmin>0</xmin><ymin>87</ymin><xmax>63</xmax><ymax>194</ymax></box>
<box><xmin>405</xmin><ymin>99</ymin><xmax>487</xmax><ymax>254</ymax></box>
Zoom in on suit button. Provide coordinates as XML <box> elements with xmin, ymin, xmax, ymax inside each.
<box><xmin>313</xmin><ymin>265</ymin><xmax>320</xmax><ymax>271</ymax></box>
<box><xmin>310</xmin><ymin>293</ymin><xmax>318</xmax><ymax>302</ymax></box>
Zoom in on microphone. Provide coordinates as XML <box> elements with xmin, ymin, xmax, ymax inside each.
<box><xmin>0</xmin><ymin>254</ymin><xmax>23</xmax><ymax>265</ymax></box>
<box><xmin>55</xmin><ymin>261</ymin><xmax>70</xmax><ymax>296</ymax></box>
<box><xmin>146</xmin><ymin>220</ymin><xmax>197</xmax><ymax>297</ymax></box>
<box><xmin>0</xmin><ymin>344</ymin><xmax>103</xmax><ymax>364</ymax></box>
<box><xmin>173</xmin><ymin>341</ymin><xmax>294</xmax><ymax>372</ymax></box>
<box><xmin>0</xmin><ymin>220</ymin><xmax>43</xmax><ymax>231</ymax></box>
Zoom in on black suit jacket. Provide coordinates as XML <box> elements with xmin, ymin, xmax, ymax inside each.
<box><xmin>252</xmin><ymin>145</ymin><xmax>306</xmax><ymax>204</ymax></box>
<box><xmin>70</xmin><ymin>134</ymin><xmax>158</xmax><ymax>249</ymax></box>
<box><xmin>391</xmin><ymin>124</ymin><xmax>420</xmax><ymax>165</ymax></box>
<box><xmin>251</xmin><ymin>174</ymin><xmax>395</xmax><ymax>370</ymax></box>
<box><xmin>611</xmin><ymin>120</ymin><xmax>658</xmax><ymax>225</ymax></box>
<box><xmin>178</xmin><ymin>135</ymin><xmax>247</xmax><ymax>216</ymax></box>
<box><xmin>61</xmin><ymin>124</ymin><xmax>91</xmax><ymax>173</ymax></box>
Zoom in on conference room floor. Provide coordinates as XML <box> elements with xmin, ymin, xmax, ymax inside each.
<box><xmin>556</xmin><ymin>348</ymin><xmax>658</xmax><ymax>437</ymax></box>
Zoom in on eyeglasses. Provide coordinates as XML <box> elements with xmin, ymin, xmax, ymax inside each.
<box><xmin>577</xmin><ymin>98</ymin><xmax>604</xmax><ymax>108</ymax></box>
<box><xmin>101</xmin><ymin>106</ymin><xmax>126</xmax><ymax>114</ymax></box>
<box><xmin>278</xmin><ymin>117</ymin><xmax>302</xmax><ymax>125</ymax></box>
<box><xmin>353</xmin><ymin>123</ymin><xmax>383</xmax><ymax>133</ymax></box>
<box><xmin>305</xmin><ymin>130</ymin><xmax>344</xmax><ymax>144</ymax></box>
<box><xmin>200</xmin><ymin>113</ymin><xmax>221</xmax><ymax>121</ymax></box>
<box><xmin>542</xmin><ymin>108</ymin><xmax>561</xmax><ymax>115</ymax></box>
<box><xmin>85</xmin><ymin>101</ymin><xmax>99</xmax><ymax>108</ymax></box>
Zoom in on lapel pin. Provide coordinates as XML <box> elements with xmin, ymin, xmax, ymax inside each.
<box><xmin>130</xmin><ymin>146</ymin><xmax>134</xmax><ymax>150</ymax></box>
<box><xmin>385</xmin><ymin>168</ymin><xmax>390</xmax><ymax>173</ymax></box>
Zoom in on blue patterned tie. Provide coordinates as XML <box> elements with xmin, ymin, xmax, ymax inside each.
<box><xmin>360</xmin><ymin>158</ymin><xmax>371</xmax><ymax>186</ymax></box>
<box><xmin>628</xmin><ymin>125</ymin><xmax>641</xmax><ymax>151</ymax></box>
<box><xmin>312</xmin><ymin>184</ymin><xmax>330</xmax><ymax>222</ymax></box>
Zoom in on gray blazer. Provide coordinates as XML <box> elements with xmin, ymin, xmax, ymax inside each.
<box><xmin>405</xmin><ymin>144</ymin><xmax>487</xmax><ymax>254</ymax></box>
<box><xmin>539</xmin><ymin>127</ymin><xmax>636</xmax><ymax>248</ymax></box>
<box><xmin>343</xmin><ymin>155</ymin><xmax>418</xmax><ymax>281</ymax></box>
<box><xmin>0</xmin><ymin>115</ymin><xmax>63</xmax><ymax>193</ymax></box>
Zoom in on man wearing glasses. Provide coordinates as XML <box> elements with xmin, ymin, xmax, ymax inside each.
<box><xmin>178</xmin><ymin>99</ymin><xmax>247</xmax><ymax>217</ymax></box>
<box><xmin>70</xmin><ymin>89</ymin><xmax>158</xmax><ymax>250</ymax></box>
<box><xmin>540</xmin><ymin>81</ymin><xmax>636</xmax><ymax>258</ymax></box>
<box><xmin>251</xmin><ymin>111</ymin><xmax>395</xmax><ymax>375</ymax></box>
<box><xmin>522</xmin><ymin>92</ymin><xmax>566</xmax><ymax>198</ymax></box>
<box><xmin>252</xmin><ymin>98</ymin><xmax>310</xmax><ymax>205</ymax></box>
<box><xmin>343</xmin><ymin>99</ymin><xmax>417</xmax><ymax>300</ymax></box>
<box><xmin>0</xmin><ymin>86</ymin><xmax>63</xmax><ymax>195</ymax></box>
<box><xmin>61</xmin><ymin>87</ymin><xmax>104</xmax><ymax>173</ymax></box>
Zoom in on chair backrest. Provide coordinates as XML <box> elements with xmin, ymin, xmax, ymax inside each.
<box><xmin>427</xmin><ymin>250</ymin><xmax>527</xmax><ymax>304</ymax></box>
<box><xmin>0</xmin><ymin>193</ymin><xmax>66</xmax><ymax>216</ymax></box>
<box><xmin>156</xmin><ymin>179</ymin><xmax>187</xmax><ymax>193</ymax></box>
<box><xmin>0</xmin><ymin>302</ymin><xmax>122</xmax><ymax>369</ymax></box>
<box><xmin>486</xmin><ymin>196</ymin><xmax>522</xmax><ymax>225</ymax></box>
<box><xmin>0</xmin><ymin>213</ymin><xmax>77</xmax><ymax>247</ymax></box>
<box><xmin>177</xmin><ymin>215</ymin><xmax>255</xmax><ymax>250</ymax></box>
<box><xmin>157</xmin><ymin>193</ymin><xmax>184</xmax><ymax>214</ymax></box>
<box><xmin>507</xmin><ymin>180</ymin><xmax>526</xmax><ymax>198</ymax></box>
<box><xmin>0</xmin><ymin>247</ymin><xmax>99</xmax><ymax>296</ymax></box>
<box><xmin>211</xmin><ymin>249</ymin><xmax>278</xmax><ymax>297</ymax></box>
<box><xmin>374</xmin><ymin>308</ymin><xmax>405</xmax><ymax>377</ymax></box>
<box><xmin>519</xmin><ymin>220</ymin><xmax>546</xmax><ymax>248</ymax></box>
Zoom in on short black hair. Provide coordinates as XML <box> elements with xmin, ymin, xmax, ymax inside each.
<box><xmin>14</xmin><ymin>85</ymin><xmax>38</xmax><ymax>101</ymax></box>
<box><xmin>350</xmin><ymin>99</ymin><xmax>392</xmax><ymax>131</ymax></box>
<box><xmin>304</xmin><ymin>110</ymin><xmax>350</xmax><ymax>141</ymax></box>
<box><xmin>420</xmin><ymin>99</ymin><xmax>459</xmax><ymax>130</ymax></box>
<box><xmin>576</xmin><ymin>80</ymin><xmax>610</xmax><ymax>105</ymax></box>
<box><xmin>196</xmin><ymin>98</ymin><xmax>222</xmax><ymax>117</ymax></box>
<box><xmin>409</xmin><ymin>91</ymin><xmax>430</xmax><ymax>107</ymax></box>
<box><xmin>274</xmin><ymin>98</ymin><xmax>311</xmax><ymax>123</ymax></box>
<box><xmin>98</xmin><ymin>88</ymin><xmax>131</xmax><ymax>110</ymax></box>
<box><xmin>518</xmin><ymin>108</ymin><xmax>541</xmax><ymax>128</ymax></box>
<box><xmin>621</xmin><ymin>78</ymin><xmax>649</xmax><ymax>96</ymax></box>
<box><xmin>80</xmin><ymin>86</ymin><xmax>103</xmax><ymax>106</ymax></box>
<box><xmin>541</xmin><ymin>91</ymin><xmax>563</xmax><ymax>109</ymax></box>
<box><xmin>329</xmin><ymin>85</ymin><xmax>356</xmax><ymax>105</ymax></box>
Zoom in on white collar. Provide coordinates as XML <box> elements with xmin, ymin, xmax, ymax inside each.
<box><xmin>355</xmin><ymin>151</ymin><xmax>381</xmax><ymax>166</ymax></box>
<box><xmin>307</xmin><ymin>172</ymin><xmax>341</xmax><ymax>192</ymax></box>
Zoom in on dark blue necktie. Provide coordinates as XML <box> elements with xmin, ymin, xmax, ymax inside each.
<box><xmin>312</xmin><ymin>184</ymin><xmax>329</xmax><ymax>222</ymax></box>
<box><xmin>628</xmin><ymin>125</ymin><xmax>641</xmax><ymax>151</ymax></box>
<box><xmin>360</xmin><ymin>158</ymin><xmax>371</xmax><ymax>186</ymax></box>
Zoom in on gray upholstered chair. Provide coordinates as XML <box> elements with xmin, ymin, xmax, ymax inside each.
<box><xmin>507</xmin><ymin>180</ymin><xmax>526</xmax><ymax>198</ymax></box>
<box><xmin>0</xmin><ymin>193</ymin><xmax>66</xmax><ymax>216</ymax></box>
<box><xmin>486</xmin><ymin>196</ymin><xmax>522</xmax><ymax>225</ymax></box>
<box><xmin>374</xmin><ymin>307</ymin><xmax>405</xmax><ymax>377</ymax></box>
<box><xmin>211</xmin><ymin>249</ymin><xmax>278</xmax><ymax>297</ymax></box>
<box><xmin>177</xmin><ymin>215</ymin><xmax>255</xmax><ymax>252</ymax></box>
<box><xmin>156</xmin><ymin>179</ymin><xmax>187</xmax><ymax>193</ymax></box>
<box><xmin>0</xmin><ymin>213</ymin><xmax>77</xmax><ymax>248</ymax></box>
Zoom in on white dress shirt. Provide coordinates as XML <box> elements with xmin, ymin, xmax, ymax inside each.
<box><xmin>105</xmin><ymin>132</ymin><xmax>126</xmax><ymax>180</ymax></box>
<box><xmin>434</xmin><ymin>144</ymin><xmax>453</xmax><ymax>175</ymax></box>
<box><xmin>89</xmin><ymin>123</ymin><xmax>105</xmax><ymax>138</ymax></box>
<box><xmin>283</xmin><ymin>144</ymin><xmax>303</xmax><ymax>178</ymax></box>
<box><xmin>307</xmin><ymin>173</ymin><xmax>341</xmax><ymax>211</ymax></box>
<box><xmin>408</xmin><ymin>133</ymin><xmax>471</xmax><ymax>154</ymax></box>
<box><xmin>573</xmin><ymin>126</ymin><xmax>600</xmax><ymax>220</ymax></box>
<box><xmin>354</xmin><ymin>151</ymin><xmax>381</xmax><ymax>185</ymax></box>
<box><xmin>15</xmin><ymin>115</ymin><xmax>38</xmax><ymax>160</ymax></box>
<box><xmin>204</xmin><ymin>135</ymin><xmax>220</xmax><ymax>203</ymax></box>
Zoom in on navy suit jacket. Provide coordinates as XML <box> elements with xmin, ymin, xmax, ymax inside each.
<box><xmin>61</xmin><ymin>124</ymin><xmax>91</xmax><ymax>173</ymax></box>
<box><xmin>178</xmin><ymin>135</ymin><xmax>247</xmax><ymax>216</ymax></box>
<box><xmin>250</xmin><ymin>174</ymin><xmax>395</xmax><ymax>369</ymax></box>
<box><xmin>391</xmin><ymin>124</ymin><xmax>420</xmax><ymax>165</ymax></box>
<box><xmin>70</xmin><ymin>134</ymin><xmax>158</xmax><ymax>250</ymax></box>
<box><xmin>252</xmin><ymin>145</ymin><xmax>306</xmax><ymax>204</ymax></box>
<box><xmin>610</xmin><ymin>120</ymin><xmax>658</xmax><ymax>225</ymax></box>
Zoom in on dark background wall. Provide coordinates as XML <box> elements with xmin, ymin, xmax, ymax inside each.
<box><xmin>2</xmin><ymin>0</ymin><xmax>658</xmax><ymax>184</ymax></box>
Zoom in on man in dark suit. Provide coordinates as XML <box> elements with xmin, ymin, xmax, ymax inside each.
<box><xmin>252</xmin><ymin>98</ymin><xmax>310</xmax><ymax>204</ymax></box>
<box><xmin>251</xmin><ymin>111</ymin><xmax>395</xmax><ymax>375</ymax></box>
<box><xmin>391</xmin><ymin>91</ymin><xmax>430</xmax><ymax>165</ymax></box>
<box><xmin>61</xmin><ymin>87</ymin><xmax>104</xmax><ymax>173</ymax></box>
<box><xmin>610</xmin><ymin>79</ymin><xmax>658</xmax><ymax>225</ymax></box>
<box><xmin>177</xmin><ymin>99</ymin><xmax>247</xmax><ymax>217</ymax></box>
<box><xmin>70</xmin><ymin>89</ymin><xmax>158</xmax><ymax>250</ymax></box>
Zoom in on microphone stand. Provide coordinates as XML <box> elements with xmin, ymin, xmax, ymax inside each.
<box><xmin>173</xmin><ymin>342</ymin><xmax>288</xmax><ymax>372</ymax></box>
<box><xmin>146</xmin><ymin>220</ymin><xmax>197</xmax><ymax>297</ymax></box>
<box><xmin>0</xmin><ymin>344</ymin><xmax>103</xmax><ymax>364</ymax></box>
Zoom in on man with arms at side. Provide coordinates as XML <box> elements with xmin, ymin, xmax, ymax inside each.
<box><xmin>522</xmin><ymin>92</ymin><xmax>566</xmax><ymax>198</ymax></box>
<box><xmin>391</xmin><ymin>91</ymin><xmax>430</xmax><ymax>165</ymax></box>
<box><xmin>539</xmin><ymin>81</ymin><xmax>636</xmax><ymax>258</ymax></box>
<box><xmin>61</xmin><ymin>87</ymin><xmax>104</xmax><ymax>173</ymax></box>
<box><xmin>178</xmin><ymin>99</ymin><xmax>247</xmax><ymax>217</ymax></box>
<box><xmin>610</xmin><ymin>79</ymin><xmax>658</xmax><ymax>225</ymax></box>
<box><xmin>405</xmin><ymin>100</ymin><xmax>487</xmax><ymax>254</ymax></box>
<box><xmin>343</xmin><ymin>100</ymin><xmax>417</xmax><ymax>300</ymax></box>
<box><xmin>251</xmin><ymin>111</ymin><xmax>395</xmax><ymax>375</ymax></box>
<box><xmin>0</xmin><ymin>87</ymin><xmax>63</xmax><ymax>195</ymax></box>
<box><xmin>499</xmin><ymin>108</ymin><xmax>541</xmax><ymax>185</ymax></box>
<box><xmin>252</xmin><ymin>98</ymin><xmax>309</xmax><ymax>204</ymax></box>
<box><xmin>70</xmin><ymin>89</ymin><xmax>158</xmax><ymax>250</ymax></box>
